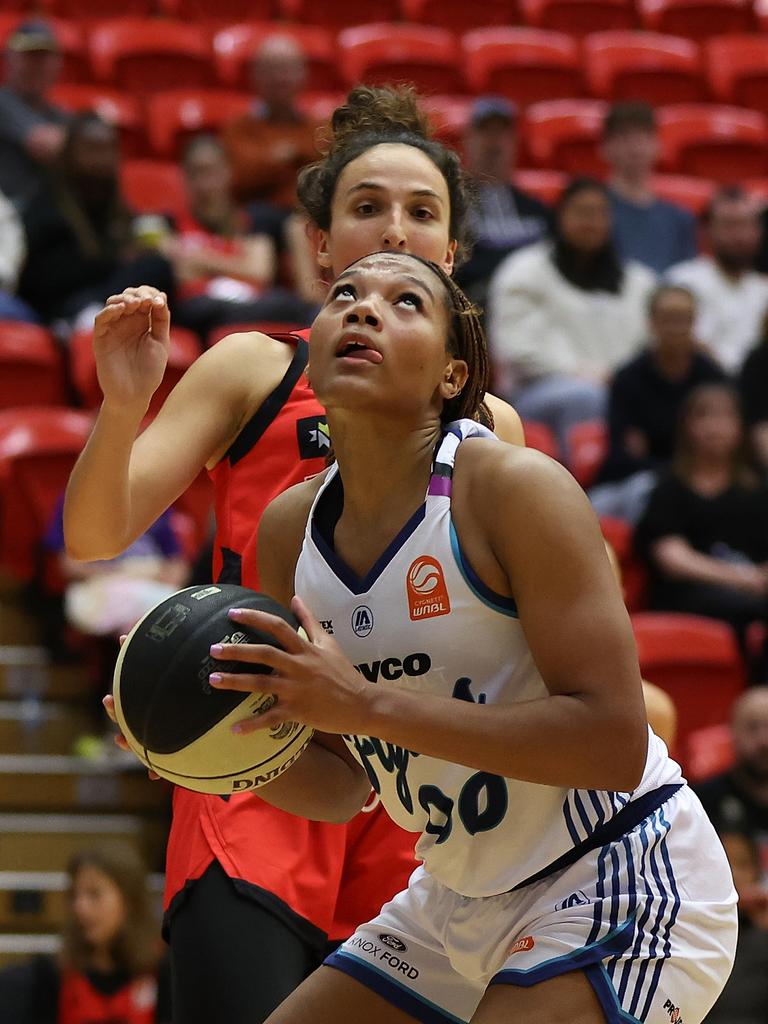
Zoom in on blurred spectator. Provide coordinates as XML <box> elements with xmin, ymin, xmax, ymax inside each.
<box><xmin>45</xmin><ymin>494</ymin><xmax>188</xmax><ymax>640</ymax></box>
<box><xmin>0</xmin><ymin>20</ymin><xmax>68</xmax><ymax>208</ymax></box>
<box><xmin>635</xmin><ymin>382</ymin><xmax>768</xmax><ymax>681</ymax></box>
<box><xmin>0</xmin><ymin>846</ymin><xmax>171</xmax><ymax>1023</ymax></box>
<box><xmin>222</xmin><ymin>34</ymin><xmax>318</xmax><ymax>210</ymax></box>
<box><xmin>666</xmin><ymin>187</ymin><xmax>768</xmax><ymax>373</ymax></box>
<box><xmin>488</xmin><ymin>177</ymin><xmax>655</xmax><ymax>454</ymax></box>
<box><xmin>0</xmin><ymin>187</ymin><xmax>37</xmax><ymax>322</ymax></box>
<box><xmin>17</xmin><ymin>113</ymin><xmax>173</xmax><ymax>331</ymax></box>
<box><xmin>454</xmin><ymin>96</ymin><xmax>550</xmax><ymax>305</ymax></box>
<box><xmin>151</xmin><ymin>135</ymin><xmax>315</xmax><ymax>341</ymax></box>
<box><xmin>738</xmin><ymin>312</ymin><xmax>768</xmax><ymax>475</ymax></box>
<box><xmin>602</xmin><ymin>101</ymin><xmax>697</xmax><ymax>275</ymax></box>
<box><xmin>590</xmin><ymin>284</ymin><xmax>725</xmax><ymax>522</ymax></box>
<box><xmin>696</xmin><ymin>688</ymin><xmax>768</xmax><ymax>879</ymax></box>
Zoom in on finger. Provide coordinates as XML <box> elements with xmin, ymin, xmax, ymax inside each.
<box><xmin>149</xmin><ymin>296</ymin><xmax>170</xmax><ymax>332</ymax></box>
<box><xmin>231</xmin><ymin>709</ymin><xmax>289</xmax><ymax>735</ymax></box>
<box><xmin>113</xmin><ymin>732</ymin><xmax>129</xmax><ymax>751</ymax></box>
<box><xmin>210</xmin><ymin>640</ymin><xmax>291</xmax><ymax>672</ymax></box>
<box><xmin>290</xmin><ymin>596</ymin><xmax>324</xmax><ymax>644</ymax></box>
<box><xmin>103</xmin><ymin>694</ymin><xmax>117</xmax><ymax>723</ymax></box>
<box><xmin>228</xmin><ymin>608</ymin><xmax>306</xmax><ymax>654</ymax></box>
<box><xmin>95</xmin><ymin>303</ymin><xmax>127</xmax><ymax>321</ymax></box>
<box><xmin>209</xmin><ymin>670</ymin><xmax>285</xmax><ymax>695</ymax></box>
<box><xmin>119</xmin><ymin>634</ymin><xmax>128</xmax><ymax>647</ymax></box>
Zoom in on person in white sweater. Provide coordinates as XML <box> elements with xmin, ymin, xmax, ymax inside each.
<box><xmin>489</xmin><ymin>177</ymin><xmax>656</xmax><ymax>457</ymax></box>
<box><xmin>0</xmin><ymin>187</ymin><xmax>37</xmax><ymax>322</ymax></box>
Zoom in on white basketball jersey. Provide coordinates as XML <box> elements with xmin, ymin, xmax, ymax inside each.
<box><xmin>295</xmin><ymin>420</ymin><xmax>683</xmax><ymax>898</ymax></box>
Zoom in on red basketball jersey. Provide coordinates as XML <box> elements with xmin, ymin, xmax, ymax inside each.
<box><xmin>58</xmin><ymin>970</ymin><xmax>158</xmax><ymax>1024</ymax></box>
<box><xmin>165</xmin><ymin>332</ymin><xmax>418</xmax><ymax>942</ymax></box>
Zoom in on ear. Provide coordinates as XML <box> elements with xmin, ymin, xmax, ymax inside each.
<box><xmin>438</xmin><ymin>357</ymin><xmax>469</xmax><ymax>402</ymax></box>
<box><xmin>315</xmin><ymin>226</ymin><xmax>332</xmax><ymax>270</ymax></box>
<box><xmin>441</xmin><ymin>239</ymin><xmax>458</xmax><ymax>276</ymax></box>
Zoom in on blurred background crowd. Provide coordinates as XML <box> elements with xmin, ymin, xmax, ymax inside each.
<box><xmin>1</xmin><ymin>2</ymin><xmax>768</xmax><ymax>1022</ymax></box>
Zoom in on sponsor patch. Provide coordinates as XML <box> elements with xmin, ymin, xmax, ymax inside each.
<box><xmin>406</xmin><ymin>556</ymin><xmax>450</xmax><ymax>621</ymax></box>
<box><xmin>507</xmin><ymin>935</ymin><xmax>535</xmax><ymax>956</ymax></box>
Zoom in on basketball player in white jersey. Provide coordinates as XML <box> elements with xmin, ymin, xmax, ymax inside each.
<box><xmin>208</xmin><ymin>251</ymin><xmax>737</xmax><ymax>1024</ymax></box>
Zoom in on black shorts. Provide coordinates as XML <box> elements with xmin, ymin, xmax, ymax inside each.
<box><xmin>167</xmin><ymin>860</ymin><xmax>333</xmax><ymax>1024</ymax></box>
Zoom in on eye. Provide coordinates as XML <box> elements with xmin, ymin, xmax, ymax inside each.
<box><xmin>412</xmin><ymin>207</ymin><xmax>435</xmax><ymax>221</ymax></box>
<box><xmin>330</xmin><ymin>283</ymin><xmax>356</xmax><ymax>301</ymax></box>
<box><xmin>396</xmin><ymin>292</ymin><xmax>423</xmax><ymax>310</ymax></box>
<box><xmin>355</xmin><ymin>201</ymin><xmax>377</xmax><ymax>216</ymax></box>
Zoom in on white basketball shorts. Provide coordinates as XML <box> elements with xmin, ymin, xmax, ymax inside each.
<box><xmin>325</xmin><ymin>785</ymin><xmax>738</xmax><ymax>1024</ymax></box>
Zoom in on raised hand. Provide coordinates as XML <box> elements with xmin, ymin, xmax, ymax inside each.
<box><xmin>92</xmin><ymin>286</ymin><xmax>171</xmax><ymax>411</ymax></box>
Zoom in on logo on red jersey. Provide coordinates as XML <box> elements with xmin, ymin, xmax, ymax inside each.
<box><xmin>297</xmin><ymin>416</ymin><xmax>330</xmax><ymax>460</ymax></box>
<box><xmin>507</xmin><ymin>935</ymin><xmax>535</xmax><ymax>956</ymax></box>
<box><xmin>406</xmin><ymin>557</ymin><xmax>450</xmax><ymax>621</ymax></box>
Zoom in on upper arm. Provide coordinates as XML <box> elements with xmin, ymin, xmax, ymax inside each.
<box><xmin>479</xmin><ymin>448</ymin><xmax>645</xmax><ymax>714</ymax></box>
<box><xmin>124</xmin><ymin>333</ymin><xmax>277</xmax><ymax>536</ymax></box>
<box><xmin>256</xmin><ymin>477</ymin><xmax>322</xmax><ymax>606</ymax></box>
<box><xmin>485</xmin><ymin>393</ymin><xmax>525</xmax><ymax>446</ymax></box>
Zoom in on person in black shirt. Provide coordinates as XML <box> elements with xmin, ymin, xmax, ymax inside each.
<box><xmin>738</xmin><ymin>317</ymin><xmax>768</xmax><ymax>475</ymax></box>
<box><xmin>635</xmin><ymin>382</ymin><xmax>768</xmax><ymax>680</ymax></box>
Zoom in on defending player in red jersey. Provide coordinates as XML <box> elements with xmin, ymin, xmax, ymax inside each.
<box><xmin>65</xmin><ymin>87</ymin><xmax>524</xmax><ymax>1023</ymax></box>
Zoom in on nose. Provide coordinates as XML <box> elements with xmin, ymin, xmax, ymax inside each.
<box><xmin>381</xmin><ymin>207</ymin><xmax>407</xmax><ymax>250</ymax></box>
<box><xmin>343</xmin><ymin>298</ymin><xmax>380</xmax><ymax>330</ymax></box>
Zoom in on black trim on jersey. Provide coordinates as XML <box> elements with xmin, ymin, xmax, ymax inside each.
<box><xmin>225</xmin><ymin>335</ymin><xmax>307</xmax><ymax>467</ymax></box>
<box><xmin>217</xmin><ymin>546</ymin><xmax>243</xmax><ymax>586</ymax></box>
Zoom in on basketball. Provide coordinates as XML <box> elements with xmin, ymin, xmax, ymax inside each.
<box><xmin>112</xmin><ymin>584</ymin><xmax>313</xmax><ymax>794</ymax></box>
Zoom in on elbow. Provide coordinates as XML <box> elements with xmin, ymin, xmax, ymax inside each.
<box><xmin>607</xmin><ymin>720</ymin><xmax>648</xmax><ymax>793</ymax></box>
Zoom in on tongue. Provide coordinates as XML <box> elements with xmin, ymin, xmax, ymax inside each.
<box><xmin>345</xmin><ymin>348</ymin><xmax>383</xmax><ymax>363</ymax></box>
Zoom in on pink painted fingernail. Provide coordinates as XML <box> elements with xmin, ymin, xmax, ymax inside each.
<box><xmin>210</xmin><ymin>644</ymin><xmax>223</xmax><ymax>656</ymax></box>
<box><xmin>209</xmin><ymin>673</ymin><xmax>223</xmax><ymax>685</ymax></box>
<box><xmin>232</xmin><ymin>722</ymin><xmax>246</xmax><ymax>734</ymax></box>
<box><xmin>228</xmin><ymin>608</ymin><xmax>244</xmax><ymax>618</ymax></box>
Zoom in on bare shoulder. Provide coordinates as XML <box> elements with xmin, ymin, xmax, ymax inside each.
<box><xmin>258</xmin><ymin>471</ymin><xmax>328</xmax><ymax>604</ymax></box>
<box><xmin>484</xmin><ymin>393</ymin><xmax>525</xmax><ymax>446</ymax></box>
<box><xmin>261</xmin><ymin>471</ymin><xmax>327</xmax><ymax>540</ymax></box>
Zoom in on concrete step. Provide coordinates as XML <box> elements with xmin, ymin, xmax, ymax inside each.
<box><xmin>0</xmin><ymin>813</ymin><xmax>167</xmax><ymax>872</ymax></box>
<box><xmin>0</xmin><ymin>932</ymin><xmax>60</xmax><ymax>967</ymax></box>
<box><xmin>0</xmin><ymin>754</ymin><xmax>170</xmax><ymax>813</ymax></box>
<box><xmin>0</xmin><ymin>700</ymin><xmax>93</xmax><ymax>755</ymax></box>
<box><xmin>0</xmin><ymin>647</ymin><xmax>92</xmax><ymax>701</ymax></box>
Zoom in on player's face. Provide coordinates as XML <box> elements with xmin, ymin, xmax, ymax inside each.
<box><xmin>70</xmin><ymin>865</ymin><xmax>127</xmax><ymax>949</ymax></box>
<box><xmin>318</xmin><ymin>144</ymin><xmax>457</xmax><ymax>278</ymax></box>
<box><xmin>309</xmin><ymin>254</ymin><xmax>466</xmax><ymax>421</ymax></box>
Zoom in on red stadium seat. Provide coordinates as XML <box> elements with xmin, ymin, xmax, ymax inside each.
<box><xmin>70</xmin><ymin>327</ymin><xmax>202</xmax><ymax>416</ymax></box>
<box><xmin>279</xmin><ymin>0</ymin><xmax>401</xmax><ymax>29</ymax></box>
<box><xmin>520</xmin><ymin>0</ymin><xmax>636</xmax><ymax>34</ymax></box>
<box><xmin>0</xmin><ymin>323</ymin><xmax>66</xmax><ymax>411</ymax></box>
<box><xmin>401</xmin><ymin>0</ymin><xmax>520</xmax><ymax>33</ymax></box>
<box><xmin>522</xmin><ymin>421</ymin><xmax>560</xmax><ymax>460</ymax></box>
<box><xmin>121</xmin><ymin>160</ymin><xmax>187</xmax><ymax>219</ymax></box>
<box><xmin>631</xmin><ymin>611</ymin><xmax>747</xmax><ymax>765</ymax></box>
<box><xmin>567</xmin><ymin>420</ymin><xmax>607</xmax><ymax>489</ymax></box>
<box><xmin>658</xmin><ymin>104</ymin><xmax>768</xmax><ymax>181</ymax></box>
<box><xmin>684</xmin><ymin>723</ymin><xmax>734</xmax><ymax>783</ymax></box>
<box><xmin>463</xmin><ymin>28</ymin><xmax>581</xmax><ymax>107</ymax></box>
<box><xmin>744</xmin><ymin>177</ymin><xmax>768</xmax><ymax>202</ymax></box>
<box><xmin>50</xmin><ymin>84</ymin><xmax>144</xmax><ymax>157</ymax></box>
<box><xmin>213</xmin><ymin>23</ymin><xmax>341</xmax><ymax>92</ymax></box>
<box><xmin>297</xmin><ymin>90</ymin><xmax>347</xmax><ymax>128</ymax></box>
<box><xmin>638</xmin><ymin>0</ymin><xmax>753</xmax><ymax>39</ymax></box>
<box><xmin>0</xmin><ymin>408</ymin><xmax>92</xmax><ymax>582</ymax></box>
<box><xmin>706</xmin><ymin>36</ymin><xmax>768</xmax><ymax>115</ymax></box>
<box><xmin>89</xmin><ymin>19</ymin><xmax>214</xmax><ymax>94</ymax></box>
<box><xmin>513</xmin><ymin>168</ymin><xmax>567</xmax><ymax>205</ymax></box>
<box><xmin>650</xmin><ymin>173</ymin><xmax>715</xmax><ymax>214</ymax></box>
<box><xmin>421</xmin><ymin>94</ymin><xmax>472</xmax><ymax>151</ymax></box>
<box><xmin>583</xmin><ymin>32</ymin><xmax>704</xmax><ymax>104</ymax></box>
<box><xmin>338</xmin><ymin>24</ymin><xmax>463</xmax><ymax>95</ymax></box>
<box><xmin>159</xmin><ymin>0</ymin><xmax>277</xmax><ymax>20</ymax></box>
<box><xmin>146</xmin><ymin>90</ymin><xmax>251</xmax><ymax>159</ymax></box>
<box><xmin>522</xmin><ymin>99</ymin><xmax>608</xmax><ymax>175</ymax></box>
<box><xmin>0</xmin><ymin>15</ymin><xmax>87</xmax><ymax>84</ymax></box>
<box><xmin>45</xmin><ymin>0</ymin><xmax>155</xmax><ymax>17</ymax></box>
<box><xmin>599</xmin><ymin>515</ymin><xmax>648</xmax><ymax>611</ymax></box>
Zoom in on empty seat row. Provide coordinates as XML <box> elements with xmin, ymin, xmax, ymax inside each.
<box><xmin>7</xmin><ymin>15</ymin><xmax>768</xmax><ymax>109</ymax></box>
<box><xmin>9</xmin><ymin>0</ymin><xmax>763</xmax><ymax>38</ymax></box>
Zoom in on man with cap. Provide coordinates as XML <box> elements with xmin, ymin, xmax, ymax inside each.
<box><xmin>0</xmin><ymin>20</ymin><xmax>69</xmax><ymax>207</ymax></box>
<box><xmin>454</xmin><ymin>95</ymin><xmax>550</xmax><ymax>306</ymax></box>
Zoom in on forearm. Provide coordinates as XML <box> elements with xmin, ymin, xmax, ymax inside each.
<box><xmin>655</xmin><ymin>541</ymin><xmax>751</xmax><ymax>587</ymax></box>
<box><xmin>184</xmin><ymin>247</ymin><xmax>269</xmax><ymax>284</ymax></box>
<box><xmin>256</xmin><ymin>737</ymin><xmax>370</xmax><ymax>823</ymax></box>
<box><xmin>64</xmin><ymin>401</ymin><xmax>147</xmax><ymax>560</ymax></box>
<box><xmin>360</xmin><ymin>686</ymin><xmax>647</xmax><ymax>793</ymax></box>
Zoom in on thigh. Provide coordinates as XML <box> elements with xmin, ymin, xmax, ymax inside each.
<box><xmin>169</xmin><ymin>861</ymin><xmax>322</xmax><ymax>1024</ymax></box>
<box><xmin>265</xmin><ymin>965</ymin><xmax>415</xmax><ymax>1024</ymax></box>
<box><xmin>472</xmin><ymin>969</ymin><xmax>605</xmax><ymax>1024</ymax></box>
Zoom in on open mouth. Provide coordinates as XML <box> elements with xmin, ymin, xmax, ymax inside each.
<box><xmin>336</xmin><ymin>336</ymin><xmax>383</xmax><ymax>363</ymax></box>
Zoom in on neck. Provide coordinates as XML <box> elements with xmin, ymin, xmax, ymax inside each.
<box><xmin>652</xmin><ymin>345</ymin><xmax>693</xmax><ymax>380</ymax></box>
<box><xmin>688</xmin><ymin>453</ymin><xmax>731</xmax><ymax>483</ymax></box>
<box><xmin>330</xmin><ymin>411</ymin><xmax>441</xmax><ymax>524</ymax></box>
<box><xmin>88</xmin><ymin>947</ymin><xmax>115</xmax><ymax>973</ymax></box>
<box><xmin>610</xmin><ymin>171</ymin><xmax>653</xmax><ymax>205</ymax></box>
<box><xmin>714</xmin><ymin>255</ymin><xmax>749</xmax><ymax>283</ymax></box>
<box><xmin>733</xmin><ymin>764</ymin><xmax>768</xmax><ymax>805</ymax></box>
<box><xmin>193</xmin><ymin>195</ymin><xmax>232</xmax><ymax>227</ymax></box>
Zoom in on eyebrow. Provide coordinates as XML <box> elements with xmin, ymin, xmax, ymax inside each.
<box><xmin>346</xmin><ymin>181</ymin><xmax>444</xmax><ymax>204</ymax></box>
<box><xmin>333</xmin><ymin>267</ymin><xmax>436</xmax><ymax>302</ymax></box>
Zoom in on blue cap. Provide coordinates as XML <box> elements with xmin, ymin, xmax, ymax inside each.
<box><xmin>470</xmin><ymin>96</ymin><xmax>517</xmax><ymax>127</ymax></box>
<box><xmin>6</xmin><ymin>21</ymin><xmax>59</xmax><ymax>54</ymax></box>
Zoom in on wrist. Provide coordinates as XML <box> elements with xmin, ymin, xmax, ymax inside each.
<box><xmin>100</xmin><ymin>396</ymin><xmax>151</xmax><ymax>423</ymax></box>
